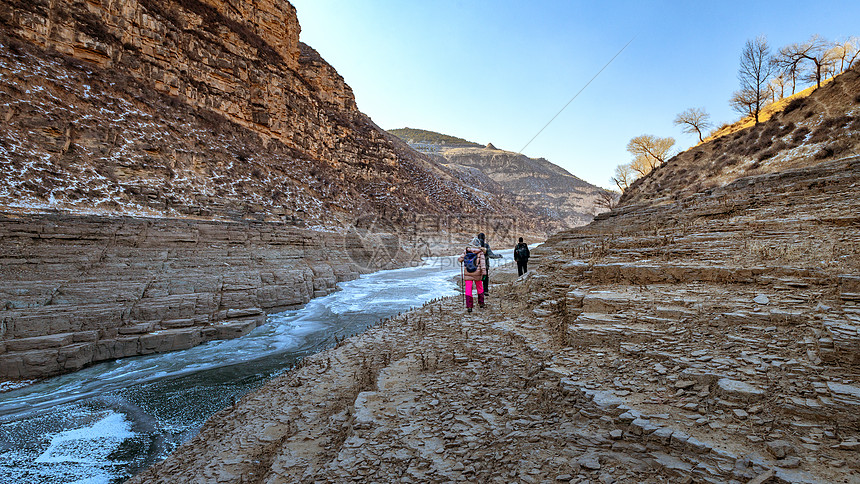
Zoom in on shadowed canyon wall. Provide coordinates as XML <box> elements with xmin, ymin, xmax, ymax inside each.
<box><xmin>0</xmin><ymin>212</ymin><xmax>402</xmax><ymax>379</ymax></box>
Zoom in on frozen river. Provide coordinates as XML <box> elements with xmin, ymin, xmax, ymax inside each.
<box><xmin>0</xmin><ymin>250</ymin><xmax>514</xmax><ymax>483</ymax></box>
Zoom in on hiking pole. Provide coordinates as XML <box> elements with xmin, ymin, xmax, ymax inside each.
<box><xmin>461</xmin><ymin>261</ymin><xmax>465</xmax><ymax>308</ymax></box>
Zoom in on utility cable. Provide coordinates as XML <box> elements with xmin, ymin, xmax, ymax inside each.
<box><xmin>517</xmin><ymin>36</ymin><xmax>636</xmax><ymax>155</ymax></box>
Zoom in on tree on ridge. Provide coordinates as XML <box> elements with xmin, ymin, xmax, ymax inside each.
<box><xmin>830</xmin><ymin>37</ymin><xmax>860</xmax><ymax>72</ymax></box>
<box><xmin>777</xmin><ymin>35</ymin><xmax>832</xmax><ymax>89</ymax></box>
<box><xmin>595</xmin><ymin>190</ymin><xmax>620</xmax><ymax>210</ymax></box>
<box><xmin>769</xmin><ymin>73</ymin><xmax>787</xmax><ymax>102</ymax></box>
<box><xmin>735</xmin><ymin>35</ymin><xmax>776</xmax><ymax>125</ymax></box>
<box><xmin>611</xmin><ymin>164</ymin><xmax>635</xmax><ymax>192</ymax></box>
<box><xmin>673</xmin><ymin>108</ymin><xmax>713</xmax><ymax>143</ymax></box>
<box><xmin>729</xmin><ymin>89</ymin><xmax>759</xmax><ymax>120</ymax></box>
<box><xmin>626</xmin><ymin>135</ymin><xmax>675</xmax><ymax>177</ymax></box>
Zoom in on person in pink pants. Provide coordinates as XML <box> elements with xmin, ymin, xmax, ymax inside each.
<box><xmin>459</xmin><ymin>246</ymin><xmax>487</xmax><ymax>313</ymax></box>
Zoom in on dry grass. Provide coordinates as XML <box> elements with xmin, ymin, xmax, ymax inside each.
<box><xmin>738</xmin><ymin>236</ymin><xmax>860</xmax><ymax>270</ymax></box>
<box><xmin>705</xmin><ymin>80</ymin><xmax>832</xmax><ymax>144</ymax></box>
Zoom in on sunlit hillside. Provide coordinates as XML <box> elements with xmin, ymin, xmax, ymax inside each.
<box><xmin>621</xmin><ymin>65</ymin><xmax>860</xmax><ymax>205</ymax></box>
<box><xmin>705</xmin><ymin>78</ymin><xmax>835</xmax><ymax>143</ymax></box>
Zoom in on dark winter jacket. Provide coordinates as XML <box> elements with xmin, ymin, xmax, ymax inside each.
<box><xmin>514</xmin><ymin>242</ymin><xmax>530</xmax><ymax>261</ymax></box>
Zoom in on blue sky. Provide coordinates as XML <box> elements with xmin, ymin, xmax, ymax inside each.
<box><xmin>289</xmin><ymin>1</ymin><xmax>860</xmax><ymax>188</ymax></box>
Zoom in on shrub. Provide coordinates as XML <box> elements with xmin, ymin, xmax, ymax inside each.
<box><xmin>779</xmin><ymin>122</ymin><xmax>797</xmax><ymax>136</ymax></box>
<box><xmin>820</xmin><ymin>115</ymin><xmax>852</xmax><ymax>130</ymax></box>
<box><xmin>792</xmin><ymin>126</ymin><xmax>811</xmax><ymax>144</ymax></box>
<box><xmin>817</xmin><ymin>141</ymin><xmax>851</xmax><ymax>159</ymax></box>
<box><xmin>761</xmin><ymin>122</ymin><xmax>781</xmax><ymax>140</ymax></box>
<box><xmin>783</xmin><ymin>97</ymin><xmax>806</xmax><ymax>114</ymax></box>
<box><xmin>815</xmin><ymin>146</ymin><xmax>835</xmax><ymax>159</ymax></box>
<box><xmin>758</xmin><ymin>150</ymin><xmax>776</xmax><ymax>162</ymax></box>
<box><xmin>809</xmin><ymin>126</ymin><xmax>832</xmax><ymax>144</ymax></box>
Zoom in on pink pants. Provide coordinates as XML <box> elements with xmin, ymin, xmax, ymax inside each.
<box><xmin>464</xmin><ymin>280</ymin><xmax>484</xmax><ymax>308</ymax></box>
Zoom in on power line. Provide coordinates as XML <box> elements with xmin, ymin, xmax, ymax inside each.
<box><xmin>518</xmin><ymin>36</ymin><xmax>636</xmax><ymax>155</ymax></box>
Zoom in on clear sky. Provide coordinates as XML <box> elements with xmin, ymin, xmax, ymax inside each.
<box><xmin>289</xmin><ymin>0</ymin><xmax>860</xmax><ymax>189</ymax></box>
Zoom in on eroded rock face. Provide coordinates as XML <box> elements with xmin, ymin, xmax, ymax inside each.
<box><xmin>0</xmin><ymin>212</ymin><xmax>401</xmax><ymax>379</ymax></box>
<box><xmin>421</xmin><ymin>144</ymin><xmax>609</xmax><ymax>229</ymax></box>
<box><xmin>0</xmin><ymin>0</ymin><xmax>538</xmax><ymax>225</ymax></box>
<box><xmin>441</xmin><ymin>147</ymin><xmax>610</xmax><ymax>228</ymax></box>
<box><xmin>5</xmin><ymin>0</ymin><xmax>314</xmax><ymax>143</ymax></box>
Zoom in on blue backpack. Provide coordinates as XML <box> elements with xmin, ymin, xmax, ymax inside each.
<box><xmin>463</xmin><ymin>251</ymin><xmax>479</xmax><ymax>273</ymax></box>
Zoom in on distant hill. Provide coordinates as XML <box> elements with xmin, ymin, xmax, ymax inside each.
<box><xmin>390</xmin><ymin>128</ymin><xmax>611</xmax><ymax>229</ymax></box>
<box><xmin>388</xmin><ymin>128</ymin><xmax>482</xmax><ymax>148</ymax></box>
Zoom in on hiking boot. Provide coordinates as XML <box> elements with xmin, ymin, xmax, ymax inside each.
<box><xmin>479</xmin><ymin>303</ymin><xmax>486</xmax><ymax>309</ymax></box>
<box><xmin>467</xmin><ymin>307</ymin><xmax>472</xmax><ymax>313</ymax></box>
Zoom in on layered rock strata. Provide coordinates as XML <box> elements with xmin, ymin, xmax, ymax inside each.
<box><xmin>438</xmin><ymin>146</ymin><xmax>609</xmax><ymax>228</ymax></box>
<box><xmin>392</xmin><ymin>128</ymin><xmax>611</xmax><ymax>230</ymax></box>
<box><xmin>0</xmin><ymin>212</ymin><xmax>403</xmax><ymax>379</ymax></box>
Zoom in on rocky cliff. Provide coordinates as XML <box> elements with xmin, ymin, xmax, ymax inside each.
<box><xmin>390</xmin><ymin>128</ymin><xmax>611</xmax><ymax>230</ymax></box>
<box><xmin>0</xmin><ymin>212</ymin><xmax>410</xmax><ymax>379</ymax></box>
<box><xmin>0</xmin><ymin>0</ymin><xmax>534</xmax><ymax>224</ymax></box>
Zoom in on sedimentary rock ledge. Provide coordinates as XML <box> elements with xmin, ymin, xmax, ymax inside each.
<box><xmin>0</xmin><ymin>212</ymin><xmax>400</xmax><ymax>380</ymax></box>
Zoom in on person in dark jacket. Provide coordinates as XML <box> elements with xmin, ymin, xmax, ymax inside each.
<box><xmin>469</xmin><ymin>232</ymin><xmax>502</xmax><ymax>293</ymax></box>
<box><xmin>514</xmin><ymin>237</ymin><xmax>530</xmax><ymax>276</ymax></box>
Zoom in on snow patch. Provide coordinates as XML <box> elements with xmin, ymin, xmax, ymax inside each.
<box><xmin>35</xmin><ymin>411</ymin><xmax>135</xmax><ymax>465</ymax></box>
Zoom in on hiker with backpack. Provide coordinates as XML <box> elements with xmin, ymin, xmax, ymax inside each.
<box><xmin>458</xmin><ymin>246</ymin><xmax>487</xmax><ymax>313</ymax></box>
<box><xmin>469</xmin><ymin>232</ymin><xmax>502</xmax><ymax>293</ymax></box>
<box><xmin>514</xmin><ymin>237</ymin><xmax>530</xmax><ymax>276</ymax></box>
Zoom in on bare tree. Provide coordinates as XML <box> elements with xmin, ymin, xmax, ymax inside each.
<box><xmin>673</xmin><ymin>107</ymin><xmax>713</xmax><ymax>143</ymax></box>
<box><xmin>737</xmin><ymin>36</ymin><xmax>776</xmax><ymax>124</ymax></box>
<box><xmin>611</xmin><ymin>163</ymin><xmax>635</xmax><ymax>191</ymax></box>
<box><xmin>780</xmin><ymin>60</ymin><xmax>801</xmax><ymax>95</ymax></box>
<box><xmin>627</xmin><ymin>135</ymin><xmax>675</xmax><ymax>176</ymax></box>
<box><xmin>594</xmin><ymin>190</ymin><xmax>620</xmax><ymax>210</ymax></box>
<box><xmin>832</xmin><ymin>37</ymin><xmax>860</xmax><ymax>72</ymax></box>
<box><xmin>769</xmin><ymin>73</ymin><xmax>787</xmax><ymax>102</ymax></box>
<box><xmin>848</xmin><ymin>38</ymin><xmax>860</xmax><ymax>69</ymax></box>
<box><xmin>729</xmin><ymin>89</ymin><xmax>758</xmax><ymax>120</ymax></box>
<box><xmin>777</xmin><ymin>35</ymin><xmax>831</xmax><ymax>89</ymax></box>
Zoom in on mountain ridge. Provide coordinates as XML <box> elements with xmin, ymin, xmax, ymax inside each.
<box><xmin>390</xmin><ymin>127</ymin><xmax>611</xmax><ymax>228</ymax></box>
